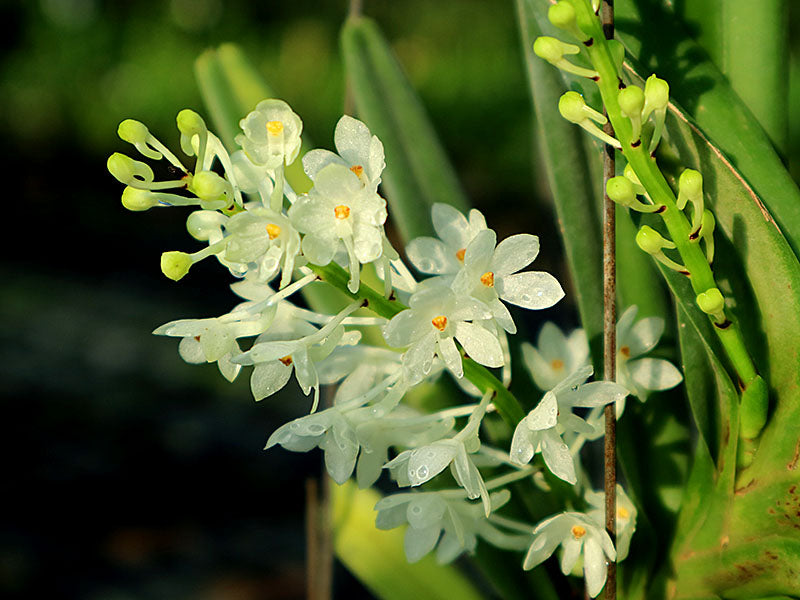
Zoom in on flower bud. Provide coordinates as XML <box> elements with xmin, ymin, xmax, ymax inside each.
<box><xmin>121</xmin><ymin>186</ymin><xmax>160</xmax><ymax>211</ymax></box>
<box><xmin>636</xmin><ymin>226</ymin><xmax>667</xmax><ymax>254</ymax></box>
<box><xmin>643</xmin><ymin>75</ymin><xmax>669</xmax><ymax>114</ymax></box>
<box><xmin>191</xmin><ymin>170</ymin><xmax>229</xmax><ymax>200</ymax></box>
<box><xmin>559</xmin><ymin>92</ymin><xmax>621</xmax><ymax>149</ymax></box>
<box><xmin>548</xmin><ymin>2</ymin><xmax>590</xmax><ymax>42</ymax></box>
<box><xmin>534</xmin><ymin>37</ymin><xmax>598</xmax><ymax>79</ymax></box>
<box><xmin>161</xmin><ymin>251</ymin><xmax>193</xmax><ymax>281</ymax></box>
<box><xmin>677</xmin><ymin>169</ymin><xmax>705</xmax><ymax>231</ymax></box>
<box><xmin>118</xmin><ymin>119</ymin><xmax>162</xmax><ymax>160</ymax></box>
<box><xmin>107</xmin><ymin>152</ymin><xmax>154</xmax><ymax>187</ymax></box>
<box><xmin>696</xmin><ymin>287</ymin><xmax>724</xmax><ymax>316</ymax></box>
<box><xmin>187</xmin><ymin>210</ymin><xmax>227</xmax><ymax>241</ymax></box>
<box><xmin>176</xmin><ymin>108</ymin><xmax>208</xmax><ymax>162</ymax></box>
<box><xmin>606</xmin><ymin>176</ymin><xmax>636</xmax><ymax>206</ymax></box>
<box><xmin>618</xmin><ymin>86</ymin><xmax>645</xmax><ymax>143</ymax></box>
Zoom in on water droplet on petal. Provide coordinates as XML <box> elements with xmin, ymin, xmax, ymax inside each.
<box><xmin>417</xmin><ymin>465</ymin><xmax>429</xmax><ymax>479</ymax></box>
<box><xmin>521</xmin><ymin>294</ymin><xmax>531</xmax><ymax>303</ymax></box>
<box><xmin>411</xmin><ymin>505</ymin><xmax>421</xmax><ymax>514</ymax></box>
<box><xmin>308</xmin><ymin>424</ymin><xmax>325</xmax><ymax>434</ymax></box>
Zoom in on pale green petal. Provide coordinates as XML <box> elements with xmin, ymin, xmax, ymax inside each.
<box><xmin>302</xmin><ymin>148</ymin><xmax>344</xmax><ymax>180</ymax></box>
<box><xmin>407</xmin><ymin>495</ymin><xmax>447</xmax><ymax>529</ymax></box>
<box><xmin>491</xmin><ymin>233</ymin><xmax>540</xmax><ymax>276</ymax></box>
<box><xmin>541</xmin><ymin>429</ymin><xmax>576</xmax><ymax>484</ymax></box>
<box><xmin>437</xmin><ymin>335</ymin><xmax>463</xmax><ymax>378</ymax></box>
<box><xmin>625</xmin><ymin>316</ymin><xmax>665</xmax><ymax>358</ymax></box>
<box><xmin>560</xmin><ymin>537</ymin><xmax>583</xmax><ymax>575</ymax></box>
<box><xmin>628</xmin><ymin>358</ymin><xmax>683</xmax><ymax>391</ymax></box>
<box><xmin>432</xmin><ymin>203</ymin><xmax>470</xmax><ymax>250</ymax></box>
<box><xmin>498</xmin><ymin>272</ymin><xmax>564</xmax><ymax>310</ymax></box>
<box><xmin>404</xmin><ymin>524</ymin><xmax>441</xmax><ymax>563</ymax></box>
<box><xmin>584</xmin><ymin>537</ymin><xmax>609</xmax><ymax>598</ymax></box>
<box><xmin>178</xmin><ymin>336</ymin><xmax>206</xmax><ymax>364</ymax></box>
<box><xmin>407</xmin><ymin>442</ymin><xmax>458</xmax><ymax>485</ymax></box>
<box><xmin>250</xmin><ymin>361</ymin><xmax>293</xmax><ymax>401</ymax></box>
<box><xmin>453</xmin><ymin>321</ymin><xmax>503</xmax><ymax>368</ymax></box>
<box><xmin>406</xmin><ymin>236</ymin><xmax>459</xmax><ymax>275</ymax></box>
<box><xmin>301</xmin><ymin>232</ymin><xmax>338</xmax><ymax>266</ymax></box>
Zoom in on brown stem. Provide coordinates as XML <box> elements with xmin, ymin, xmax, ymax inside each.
<box><xmin>601</xmin><ymin>1</ymin><xmax>617</xmax><ymax>599</ymax></box>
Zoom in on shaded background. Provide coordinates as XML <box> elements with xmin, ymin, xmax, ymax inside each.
<box><xmin>2</xmin><ymin>1</ymin><xmax>800</xmax><ymax>598</ymax></box>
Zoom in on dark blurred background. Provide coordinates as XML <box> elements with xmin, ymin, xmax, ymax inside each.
<box><xmin>2</xmin><ymin>1</ymin><xmax>800</xmax><ymax>599</ymax></box>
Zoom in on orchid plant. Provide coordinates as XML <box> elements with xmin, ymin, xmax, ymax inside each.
<box><xmin>108</xmin><ymin>0</ymin><xmax>800</xmax><ymax>598</ymax></box>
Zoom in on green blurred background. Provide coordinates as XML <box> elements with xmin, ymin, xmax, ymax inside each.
<box><xmin>2</xmin><ymin>1</ymin><xmax>800</xmax><ymax>598</ymax></box>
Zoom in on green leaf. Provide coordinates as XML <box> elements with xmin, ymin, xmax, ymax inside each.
<box><xmin>616</xmin><ymin>0</ymin><xmax>800</xmax><ymax>258</ymax></box>
<box><xmin>332</xmin><ymin>482</ymin><xmax>483</xmax><ymax>600</ymax></box>
<box><xmin>341</xmin><ymin>17</ymin><xmax>469</xmax><ymax>243</ymax></box>
<box><xmin>515</xmin><ymin>0</ymin><xmax>603</xmax><ymax>348</ymax></box>
<box><xmin>670</xmin><ymin>0</ymin><xmax>788</xmax><ymax>155</ymax></box>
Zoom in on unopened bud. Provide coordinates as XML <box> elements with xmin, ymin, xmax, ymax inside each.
<box><xmin>121</xmin><ymin>186</ymin><xmax>159</xmax><ymax>211</ymax></box>
<box><xmin>160</xmin><ymin>251</ymin><xmax>194</xmax><ymax>281</ymax></box>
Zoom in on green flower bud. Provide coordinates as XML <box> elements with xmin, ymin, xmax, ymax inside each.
<box><xmin>533</xmin><ymin>37</ymin><xmax>598</xmax><ymax>79</ymax></box>
<box><xmin>559</xmin><ymin>92</ymin><xmax>621</xmax><ymax>149</ymax></box>
<box><xmin>696</xmin><ymin>287</ymin><xmax>724</xmax><ymax>316</ymax></box>
<box><xmin>548</xmin><ymin>2</ymin><xmax>590</xmax><ymax>42</ymax></box>
<box><xmin>187</xmin><ymin>210</ymin><xmax>227</xmax><ymax>242</ymax></box>
<box><xmin>117</xmin><ymin>119</ymin><xmax>163</xmax><ymax>161</ymax></box>
<box><xmin>121</xmin><ymin>186</ymin><xmax>159</xmax><ymax>212</ymax></box>
<box><xmin>191</xmin><ymin>170</ymin><xmax>229</xmax><ymax>200</ymax></box>
<box><xmin>107</xmin><ymin>152</ymin><xmax>154</xmax><ymax>187</ymax></box>
<box><xmin>606</xmin><ymin>176</ymin><xmax>636</xmax><ymax>206</ymax></box>
<box><xmin>161</xmin><ymin>251</ymin><xmax>193</xmax><ymax>281</ymax></box>
<box><xmin>618</xmin><ymin>86</ymin><xmax>644</xmax><ymax>117</ymax></box>
<box><xmin>176</xmin><ymin>108</ymin><xmax>208</xmax><ymax>164</ymax></box>
<box><xmin>636</xmin><ymin>225</ymin><xmax>668</xmax><ymax>255</ymax></box>
<box><xmin>677</xmin><ymin>169</ymin><xmax>705</xmax><ymax>231</ymax></box>
<box><xmin>643</xmin><ymin>75</ymin><xmax>669</xmax><ymax>112</ymax></box>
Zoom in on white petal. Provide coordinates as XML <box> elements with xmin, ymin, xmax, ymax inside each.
<box><xmin>356</xmin><ymin>448</ymin><xmax>387</xmax><ymax>489</ymax></box>
<box><xmin>437</xmin><ymin>335</ymin><xmax>463</xmax><ymax>378</ymax></box>
<box><xmin>523</xmin><ymin>522</ymin><xmax>565</xmax><ymax>570</ymax></box>
<box><xmin>301</xmin><ymin>233</ymin><xmax>337</xmax><ymax>266</ymax></box>
<box><xmin>178</xmin><ymin>336</ymin><xmax>206</xmax><ymax>364</ymax></box>
<box><xmin>541</xmin><ymin>430</ymin><xmax>576</xmax><ymax>484</ymax></box>
<box><xmin>629</xmin><ymin>358</ymin><xmax>683</xmax><ymax>391</ymax></box>
<box><xmin>463</xmin><ymin>229</ymin><xmax>496</xmax><ymax>274</ymax></box>
<box><xmin>510</xmin><ymin>421</ymin><xmax>536</xmax><ymax>465</ymax></box>
<box><xmin>404</xmin><ymin>524</ymin><xmax>441</xmax><ymax>563</ymax></box>
<box><xmin>288</xmin><ymin>194</ymin><xmax>331</xmax><ymax>234</ymax></box>
<box><xmin>498</xmin><ymin>272</ymin><xmax>564</xmax><ymax>310</ymax></box>
<box><xmin>352</xmin><ymin>223</ymin><xmax>383</xmax><ymax>263</ymax></box>
<box><xmin>431</xmin><ymin>203</ymin><xmax>470</xmax><ymax>249</ymax></box>
<box><xmin>489</xmin><ymin>298</ymin><xmax>516</xmax><ymax>334</ymax></box>
<box><xmin>302</xmin><ymin>148</ymin><xmax>344</xmax><ymax>180</ymax></box>
<box><xmin>406</xmin><ymin>495</ymin><xmax>447</xmax><ymax>529</ymax></box>
<box><xmin>560</xmin><ymin>537</ymin><xmax>583</xmax><ymax>575</ymax></box>
<box><xmin>626</xmin><ymin>316</ymin><xmax>665</xmax><ymax>358</ymax></box>
<box><xmin>334</xmin><ymin>115</ymin><xmax>372</xmax><ymax>166</ymax></box>
<box><xmin>616</xmin><ymin>305</ymin><xmax>638</xmax><ymax>342</ymax></box>
<box><xmin>407</xmin><ymin>442</ymin><xmax>458</xmax><ymax>485</ymax></box>
<box><xmin>403</xmin><ymin>333</ymin><xmax>437</xmax><ymax>381</ymax></box>
<box><xmin>375</xmin><ymin>495</ymin><xmax>412</xmax><ymax>530</ymax></box>
<box><xmin>383</xmin><ymin>309</ymin><xmax>421</xmax><ymax>348</ymax></box>
<box><xmin>217</xmin><ymin>350</ymin><xmax>241</xmax><ymax>382</ymax></box>
<box><xmin>526</xmin><ymin>392</ymin><xmax>559</xmax><ymax>431</ymax></box>
<box><xmin>521</xmin><ymin>342</ymin><xmax>561</xmax><ymax>391</ymax></box>
<box><xmin>406</xmin><ymin>237</ymin><xmax>459</xmax><ymax>275</ymax></box>
<box><xmin>250</xmin><ymin>361</ymin><xmax>293</xmax><ymax>401</ymax></box>
<box><xmin>320</xmin><ymin>423</ymin><xmax>359</xmax><ymax>484</ymax></box>
<box><xmin>454</xmin><ymin>321</ymin><xmax>504</xmax><ymax>368</ymax></box>
<box><xmin>562</xmin><ymin>381</ymin><xmax>629</xmax><ymax>408</ymax></box>
<box><xmin>491</xmin><ymin>233</ymin><xmax>539</xmax><ymax>276</ymax></box>
<box><xmin>583</xmin><ymin>538</ymin><xmax>608</xmax><ymax>598</ymax></box>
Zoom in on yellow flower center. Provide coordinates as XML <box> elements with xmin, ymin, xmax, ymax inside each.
<box><xmin>620</xmin><ymin>345</ymin><xmax>631</xmax><ymax>358</ymax></box>
<box><xmin>551</xmin><ymin>359</ymin><xmax>564</xmax><ymax>370</ymax></box>
<box><xmin>266</xmin><ymin>223</ymin><xmax>282</xmax><ymax>240</ymax></box>
<box><xmin>350</xmin><ymin>165</ymin><xmax>364</xmax><ymax>177</ymax></box>
<box><xmin>431</xmin><ymin>316</ymin><xmax>448</xmax><ymax>332</ymax></box>
<box><xmin>618</xmin><ymin>507</ymin><xmax>630</xmax><ymax>519</ymax></box>
<box><xmin>266</xmin><ymin>120</ymin><xmax>284</xmax><ymax>136</ymax></box>
<box><xmin>334</xmin><ymin>205</ymin><xmax>351</xmax><ymax>219</ymax></box>
<box><xmin>571</xmin><ymin>525</ymin><xmax>587</xmax><ymax>539</ymax></box>
<box><xmin>279</xmin><ymin>355</ymin><xmax>293</xmax><ymax>366</ymax></box>
<box><xmin>480</xmin><ymin>271</ymin><xmax>495</xmax><ymax>287</ymax></box>
<box><xmin>455</xmin><ymin>248</ymin><xmax>466</xmax><ymax>262</ymax></box>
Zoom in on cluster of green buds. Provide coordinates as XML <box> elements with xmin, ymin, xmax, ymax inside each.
<box><xmin>534</xmin><ymin>0</ymin><xmax>768</xmax><ymax>464</ymax></box>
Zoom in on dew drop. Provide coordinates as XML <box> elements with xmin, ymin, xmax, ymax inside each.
<box><xmin>308</xmin><ymin>424</ymin><xmax>325</xmax><ymax>434</ymax></box>
<box><xmin>290</xmin><ymin>423</ymin><xmax>300</xmax><ymax>430</ymax></box>
<box><xmin>560</xmin><ymin>443</ymin><xmax>568</xmax><ymax>451</ymax></box>
<box><xmin>521</xmin><ymin>294</ymin><xmax>531</xmax><ymax>303</ymax></box>
<box><xmin>536</xmin><ymin>291</ymin><xmax>543</xmax><ymax>297</ymax></box>
<box><xmin>417</xmin><ymin>465</ymin><xmax>429</xmax><ymax>479</ymax></box>
<box><xmin>411</xmin><ymin>505</ymin><xmax>421</xmax><ymax>514</ymax></box>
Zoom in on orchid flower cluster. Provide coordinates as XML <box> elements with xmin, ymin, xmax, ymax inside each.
<box><xmin>107</xmin><ymin>89</ymin><xmax>682</xmax><ymax>595</ymax></box>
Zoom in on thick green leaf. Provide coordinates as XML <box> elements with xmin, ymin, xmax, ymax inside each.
<box><xmin>669</xmin><ymin>0</ymin><xmax>788</xmax><ymax>155</ymax></box>
<box><xmin>515</xmin><ymin>0</ymin><xmax>603</xmax><ymax>349</ymax></box>
<box><xmin>616</xmin><ymin>0</ymin><xmax>800</xmax><ymax>258</ymax></box>
<box><xmin>341</xmin><ymin>17</ymin><xmax>469</xmax><ymax>243</ymax></box>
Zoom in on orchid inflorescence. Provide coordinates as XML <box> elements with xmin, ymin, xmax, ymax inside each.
<box><xmin>107</xmin><ymin>78</ymin><xmax>680</xmax><ymax>593</ymax></box>
<box><xmin>538</xmin><ymin>0</ymin><xmax>768</xmax><ymax>466</ymax></box>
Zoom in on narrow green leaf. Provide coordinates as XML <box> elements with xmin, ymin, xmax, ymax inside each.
<box><xmin>616</xmin><ymin>0</ymin><xmax>800</xmax><ymax>257</ymax></box>
<box><xmin>341</xmin><ymin>17</ymin><xmax>469</xmax><ymax>243</ymax></box>
<box><xmin>515</xmin><ymin>0</ymin><xmax>603</xmax><ymax>348</ymax></box>
<box><xmin>332</xmin><ymin>482</ymin><xmax>483</xmax><ymax>600</ymax></box>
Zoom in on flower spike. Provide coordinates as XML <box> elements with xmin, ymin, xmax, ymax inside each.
<box><xmin>618</xmin><ymin>86</ymin><xmax>645</xmax><ymax>145</ymax></box>
<box><xmin>677</xmin><ymin>169</ymin><xmax>705</xmax><ymax>233</ymax></box>
<box><xmin>533</xmin><ymin>37</ymin><xmax>599</xmax><ymax>79</ymax></box>
<box><xmin>558</xmin><ymin>92</ymin><xmax>622</xmax><ymax>149</ymax></box>
<box><xmin>606</xmin><ymin>176</ymin><xmax>662</xmax><ymax>213</ymax></box>
<box><xmin>636</xmin><ymin>226</ymin><xmax>686</xmax><ymax>273</ymax></box>
<box><xmin>548</xmin><ymin>2</ymin><xmax>591</xmax><ymax>43</ymax></box>
<box><xmin>642</xmin><ymin>75</ymin><xmax>669</xmax><ymax>153</ymax></box>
